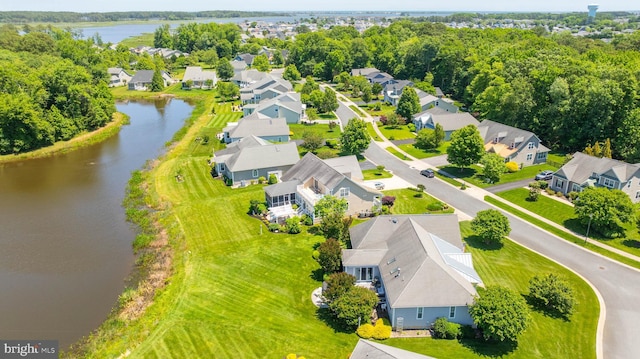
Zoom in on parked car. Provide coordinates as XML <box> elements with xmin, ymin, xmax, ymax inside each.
<box><xmin>534</xmin><ymin>170</ymin><xmax>554</xmax><ymax>181</ymax></box>
<box><xmin>420</xmin><ymin>169</ymin><xmax>435</xmax><ymax>178</ymax></box>
<box><xmin>373</xmin><ymin>182</ymin><xmax>385</xmax><ymax>190</ymax></box>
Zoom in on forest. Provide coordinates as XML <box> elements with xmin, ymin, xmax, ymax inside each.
<box><xmin>0</xmin><ymin>25</ymin><xmax>115</xmax><ymax>154</ymax></box>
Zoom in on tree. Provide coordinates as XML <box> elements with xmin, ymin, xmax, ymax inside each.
<box><xmin>320</xmin><ymin>88</ymin><xmax>339</xmax><ymax>113</ymax></box>
<box><xmin>302</xmin><ymin>131</ymin><xmax>323</xmax><ymax>153</ymax></box>
<box><xmin>433</xmin><ymin>123</ymin><xmax>445</xmax><ymax>147</ymax></box>
<box><xmin>529</xmin><ymin>274</ymin><xmax>575</xmax><ymax>317</ymax></box>
<box><xmin>217</xmin><ymin>81</ymin><xmax>239</xmax><ymax>101</ymax></box>
<box><xmin>469</xmin><ymin>286</ymin><xmax>531</xmax><ymax>342</ymax></box>
<box><xmin>340</xmin><ymin>118</ymin><xmax>371</xmax><ymax>155</ymax></box>
<box><xmin>480</xmin><ymin>153</ymin><xmax>507</xmax><ymax>184</ymax></box>
<box><xmin>446</xmin><ymin>125</ymin><xmax>485</xmax><ymax>170</ymax></box>
<box><xmin>153</xmin><ymin>24</ymin><xmax>173</xmax><ymax>48</ymax></box>
<box><xmin>317</xmin><ymin>238</ymin><xmax>342</xmax><ymax>274</ymax></box>
<box><xmin>361</xmin><ymin>86</ymin><xmax>372</xmax><ymax>104</ymax></box>
<box><xmin>602</xmin><ymin>138</ymin><xmax>612</xmax><ymax>158</ymax></box>
<box><xmin>396</xmin><ymin>86</ymin><xmax>421</xmax><ymax>120</ymax></box>
<box><xmin>574</xmin><ymin>187</ymin><xmax>635</xmax><ymax>238</ymax></box>
<box><xmin>150</xmin><ymin>68</ymin><xmax>164</xmax><ymax>92</ymax></box>
<box><xmin>371</xmin><ymin>83</ymin><xmax>383</xmax><ymax>100</ymax></box>
<box><xmin>329</xmin><ymin>286</ymin><xmax>379</xmax><ymax>328</ymax></box>
<box><xmin>471</xmin><ymin>209</ymin><xmax>511</xmax><ymax>245</ymax></box>
<box><xmin>323</xmin><ymin>272</ymin><xmax>355</xmax><ymax>301</ymax></box>
<box><xmin>283</xmin><ymin>64</ymin><xmax>301</xmax><ymax>82</ymax></box>
<box><xmin>252</xmin><ymin>54</ymin><xmax>270</xmax><ymax>72</ymax></box>
<box><xmin>272</xmin><ymin>50</ymin><xmax>284</xmax><ymax>66</ymax></box>
<box><xmin>216</xmin><ymin>60</ymin><xmax>234</xmax><ymax>81</ymax></box>
<box><xmin>286</xmin><ymin>217</ymin><xmax>301</xmax><ymax>234</ymax></box>
<box><xmin>315</xmin><ymin>195</ymin><xmax>348</xmax><ymax>219</ymax></box>
<box><xmin>306</xmin><ymin>108</ymin><xmax>319</xmax><ymax>122</ymax></box>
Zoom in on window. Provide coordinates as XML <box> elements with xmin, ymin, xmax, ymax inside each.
<box><xmin>527</xmin><ymin>142</ymin><xmax>535</xmax><ymax>149</ymax></box>
<box><xmin>220</xmin><ymin>164</ymin><xmax>225</xmax><ymax>171</ymax></box>
<box><xmin>555</xmin><ymin>179</ymin><xmax>564</xmax><ymax>189</ymax></box>
<box><xmin>359</xmin><ymin>267</ymin><xmax>373</xmax><ymax>281</ymax></box>
<box><xmin>339</xmin><ymin>187</ymin><xmax>350</xmax><ymax>198</ymax></box>
<box><xmin>537</xmin><ymin>152</ymin><xmax>546</xmax><ymax>159</ymax></box>
<box><xmin>526</xmin><ymin>153</ymin><xmax>533</xmax><ymax>161</ymax></box>
<box><xmin>636</xmin><ymin>191</ymin><xmax>640</xmax><ymax>199</ymax></box>
<box><xmin>602</xmin><ymin>177</ymin><xmax>617</xmax><ymax>188</ymax></box>
<box><xmin>252</xmin><ymin>169</ymin><xmax>259</xmax><ymax>178</ymax></box>
<box><xmin>449</xmin><ymin>306</ymin><xmax>456</xmax><ymax>318</ymax></box>
<box><xmin>417</xmin><ymin>307</ymin><xmax>423</xmax><ymax>320</ymax></box>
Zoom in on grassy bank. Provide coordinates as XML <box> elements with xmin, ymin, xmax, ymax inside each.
<box><xmin>0</xmin><ymin>112</ymin><xmax>129</xmax><ymax>165</ymax></box>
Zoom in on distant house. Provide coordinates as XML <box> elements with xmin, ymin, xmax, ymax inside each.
<box><xmin>477</xmin><ymin>120</ymin><xmax>549</xmax><ymax>166</ymax></box>
<box><xmin>343</xmin><ymin>214</ymin><xmax>482</xmax><ymax>331</ymax></box>
<box><xmin>212</xmin><ymin>136</ymin><xmax>299</xmax><ymax>186</ymax></box>
<box><xmin>550</xmin><ymin>152</ymin><xmax>640</xmax><ymax>202</ymax></box>
<box><xmin>182</xmin><ymin>66</ymin><xmax>217</xmax><ymax>89</ymax></box>
<box><xmin>383</xmin><ymin>80</ymin><xmax>414</xmax><ymax>106</ymax></box>
<box><xmin>243</xmin><ymin>92</ymin><xmax>305</xmax><ymax>124</ymax></box>
<box><xmin>231</xmin><ymin>69</ymin><xmax>270</xmax><ymax>88</ymax></box>
<box><xmin>351</xmin><ymin>68</ymin><xmax>394</xmax><ymax>86</ymax></box>
<box><xmin>128</xmin><ymin>70</ymin><xmax>173</xmax><ymax>91</ymax></box>
<box><xmin>235</xmin><ymin>53</ymin><xmax>256</xmax><ymax>67</ymax></box>
<box><xmin>413</xmin><ymin>108</ymin><xmax>480</xmax><ymax>140</ymax></box>
<box><xmin>222</xmin><ymin>112</ymin><xmax>290</xmax><ymax>144</ymax></box>
<box><xmin>417</xmin><ymin>90</ymin><xmax>458</xmax><ymax>113</ymax></box>
<box><xmin>240</xmin><ymin>76</ymin><xmax>293</xmax><ymax>105</ymax></box>
<box><xmin>351</xmin><ymin>339</ymin><xmax>436</xmax><ymax>359</ymax></box>
<box><xmin>351</xmin><ymin>68</ymin><xmax>381</xmax><ymax>77</ymax></box>
<box><xmin>230</xmin><ymin>60</ymin><xmax>248</xmax><ymax>73</ymax></box>
<box><xmin>263</xmin><ymin>153</ymin><xmax>382</xmax><ymax>222</ymax></box>
<box><xmin>107</xmin><ymin>67</ymin><xmax>132</xmax><ymax>87</ymax></box>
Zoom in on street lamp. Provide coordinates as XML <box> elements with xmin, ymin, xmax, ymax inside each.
<box><xmin>584</xmin><ymin>214</ymin><xmax>593</xmax><ymax>244</ymax></box>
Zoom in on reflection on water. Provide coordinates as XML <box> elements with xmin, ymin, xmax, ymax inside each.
<box><xmin>0</xmin><ymin>98</ymin><xmax>192</xmax><ymax>348</ymax></box>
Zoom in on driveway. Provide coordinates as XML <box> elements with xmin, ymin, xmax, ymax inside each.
<box><xmin>422</xmin><ymin>154</ymin><xmax>449</xmax><ymax>167</ymax></box>
<box><xmin>485</xmin><ymin>178</ymin><xmax>533</xmax><ymax>194</ymax></box>
<box><xmin>364</xmin><ymin>141</ymin><xmax>640</xmax><ymax>359</ymax></box>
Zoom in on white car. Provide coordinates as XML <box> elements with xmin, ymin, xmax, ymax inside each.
<box><xmin>373</xmin><ymin>182</ymin><xmax>385</xmax><ymax>190</ymax></box>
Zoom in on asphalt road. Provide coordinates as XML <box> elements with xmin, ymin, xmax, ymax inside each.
<box><xmin>364</xmin><ymin>142</ymin><xmax>640</xmax><ymax>359</ymax></box>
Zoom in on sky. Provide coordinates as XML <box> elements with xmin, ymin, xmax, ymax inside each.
<box><xmin>1</xmin><ymin>1</ymin><xmax>638</xmax><ymax>13</ymax></box>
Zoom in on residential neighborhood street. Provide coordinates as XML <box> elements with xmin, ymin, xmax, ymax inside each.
<box><xmin>363</xmin><ymin>142</ymin><xmax>640</xmax><ymax>359</ymax></box>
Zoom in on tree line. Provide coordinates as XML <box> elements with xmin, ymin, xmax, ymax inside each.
<box><xmin>0</xmin><ymin>11</ymin><xmax>287</xmax><ymax>24</ymax></box>
<box><xmin>0</xmin><ymin>25</ymin><xmax>115</xmax><ymax>154</ymax></box>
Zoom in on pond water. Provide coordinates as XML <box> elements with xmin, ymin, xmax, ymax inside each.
<box><xmin>0</xmin><ymin>98</ymin><xmax>193</xmax><ymax>348</ymax></box>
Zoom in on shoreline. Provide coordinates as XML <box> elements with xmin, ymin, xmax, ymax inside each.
<box><xmin>0</xmin><ymin>112</ymin><xmax>129</xmax><ymax>165</ymax></box>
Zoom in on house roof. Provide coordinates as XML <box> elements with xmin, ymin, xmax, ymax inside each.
<box><xmin>344</xmin><ymin>215</ymin><xmax>481</xmax><ymax>308</ymax></box>
<box><xmin>350</xmin><ymin>339</ymin><xmax>436</xmax><ymax>359</ymax></box>
<box><xmin>384</xmin><ymin>80</ymin><xmax>414</xmax><ymax>94</ymax></box>
<box><xmin>231</xmin><ymin>60</ymin><xmax>248</xmax><ymax>71</ymax></box>
<box><xmin>264</xmin><ymin>180</ymin><xmax>299</xmax><ymax>197</ymax></box>
<box><xmin>478</xmin><ymin>120</ymin><xmax>547</xmax><ymax>156</ymax></box>
<box><xmin>232</xmin><ymin>69</ymin><xmax>270</xmax><ymax>84</ymax></box>
<box><xmin>249</xmin><ymin>92</ymin><xmax>304</xmax><ymax>115</ymax></box>
<box><xmin>226</xmin><ymin>115</ymin><xmax>289</xmax><ymax>139</ymax></box>
<box><xmin>182</xmin><ymin>66</ymin><xmax>217</xmax><ymax>82</ymax></box>
<box><xmin>555</xmin><ymin>152</ymin><xmax>640</xmax><ymax>184</ymax></box>
<box><xmin>221</xmin><ymin>139</ymin><xmax>299</xmax><ymax>172</ymax></box>
<box><xmin>351</xmin><ymin>68</ymin><xmax>380</xmax><ymax>77</ymax></box>
<box><xmin>107</xmin><ymin>67</ymin><xmax>127</xmax><ymax>75</ymax></box>
<box><xmin>130</xmin><ymin>70</ymin><xmax>154</xmax><ymax>83</ymax></box>
<box><xmin>414</xmin><ymin>110</ymin><xmax>480</xmax><ymax>132</ymax></box>
<box><xmin>322</xmin><ymin>156</ymin><xmax>364</xmax><ymax>181</ymax></box>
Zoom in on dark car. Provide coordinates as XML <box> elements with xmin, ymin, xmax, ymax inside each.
<box><xmin>534</xmin><ymin>170</ymin><xmax>554</xmax><ymax>181</ymax></box>
<box><xmin>420</xmin><ymin>169</ymin><xmax>435</xmax><ymax>178</ymax></box>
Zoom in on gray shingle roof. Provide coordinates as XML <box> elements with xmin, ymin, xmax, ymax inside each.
<box><xmin>226</xmin><ymin>115</ymin><xmax>289</xmax><ymax>139</ymax></box>
<box><xmin>264</xmin><ymin>180</ymin><xmax>299</xmax><ymax>197</ymax></box>
<box><xmin>252</xmin><ymin>92</ymin><xmax>304</xmax><ymax>115</ymax></box>
<box><xmin>351</xmin><ymin>339</ymin><xmax>436</xmax><ymax>359</ymax></box>
<box><xmin>182</xmin><ymin>66</ymin><xmax>217</xmax><ymax>82</ymax></box>
<box><xmin>414</xmin><ymin>110</ymin><xmax>480</xmax><ymax>132</ymax></box>
<box><xmin>322</xmin><ymin>156</ymin><xmax>364</xmax><ymax>181</ymax></box>
<box><xmin>556</xmin><ymin>152</ymin><xmax>640</xmax><ymax>184</ymax></box>
<box><xmin>345</xmin><ymin>215</ymin><xmax>480</xmax><ymax>308</ymax></box>
<box><xmin>477</xmin><ymin>120</ymin><xmax>538</xmax><ymax>151</ymax></box>
<box><xmin>281</xmin><ymin>152</ymin><xmax>352</xmax><ymax>190</ymax></box>
<box><xmin>224</xmin><ymin>141</ymin><xmax>298</xmax><ymax>172</ymax></box>
<box><xmin>129</xmin><ymin>70</ymin><xmax>154</xmax><ymax>83</ymax></box>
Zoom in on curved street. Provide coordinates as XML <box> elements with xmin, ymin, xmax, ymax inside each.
<box><xmin>334</xmin><ymin>98</ymin><xmax>640</xmax><ymax>359</ymax></box>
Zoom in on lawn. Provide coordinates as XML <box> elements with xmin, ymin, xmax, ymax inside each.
<box><xmin>362</xmin><ymin>168</ymin><xmax>392</xmax><ymax>180</ymax></box>
<box><xmin>386</xmin><ymin>146</ymin><xmax>410</xmax><ymax>160</ymax></box>
<box><xmin>397</xmin><ymin>141</ymin><xmax>451</xmax><ymax>159</ymax></box>
<box><xmin>384</xmin><ymin>188</ymin><xmax>454</xmax><ymax>214</ymax></box>
<box><xmin>378</xmin><ymin>125</ymin><xmax>415</xmax><ymax>141</ymax></box>
<box><xmin>367</xmin><ymin>122</ymin><xmax>382</xmax><ymax>142</ymax></box>
<box><xmin>497</xmin><ymin>188</ymin><xmax>640</xmax><ymax>258</ymax></box>
<box><xmin>81</xmin><ymin>94</ymin><xmax>599</xmax><ymax>359</ymax></box>
<box><xmin>438</xmin><ymin>164</ymin><xmax>558</xmax><ymax>188</ymax></box>
<box><xmin>363</xmin><ymin>103</ymin><xmax>396</xmax><ymax>118</ymax></box>
<box><xmin>118</xmin><ymin>33</ymin><xmax>154</xmax><ymax>48</ymax></box>
<box><xmin>387</xmin><ymin>222</ymin><xmax>598</xmax><ymax>359</ymax></box>
<box><xmin>349</xmin><ymin>105</ymin><xmax>366</xmax><ymax>117</ymax></box>
<box><xmin>290</xmin><ymin>123</ymin><xmax>341</xmax><ymax>140</ymax></box>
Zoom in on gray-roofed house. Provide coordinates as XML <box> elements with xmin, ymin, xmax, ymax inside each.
<box><xmin>416</xmin><ymin>89</ymin><xmax>459</xmax><ymax>113</ymax></box>
<box><xmin>182</xmin><ymin>66</ymin><xmax>217</xmax><ymax>89</ymax></box>
<box><xmin>550</xmin><ymin>152</ymin><xmax>640</xmax><ymax>202</ymax></box>
<box><xmin>107</xmin><ymin>67</ymin><xmax>132</xmax><ymax>87</ymax></box>
<box><xmin>231</xmin><ymin>59</ymin><xmax>248</xmax><ymax>73</ymax></box>
<box><xmin>231</xmin><ymin>69</ymin><xmax>271</xmax><ymax>88</ymax></box>
<box><xmin>477</xmin><ymin>120</ymin><xmax>549</xmax><ymax>167</ymax></box>
<box><xmin>263</xmin><ymin>153</ymin><xmax>382</xmax><ymax>222</ymax></box>
<box><xmin>350</xmin><ymin>339</ymin><xmax>436</xmax><ymax>359</ymax></box>
<box><xmin>351</xmin><ymin>68</ymin><xmax>381</xmax><ymax>77</ymax></box>
<box><xmin>383</xmin><ymin>80</ymin><xmax>415</xmax><ymax>106</ymax></box>
<box><xmin>128</xmin><ymin>70</ymin><xmax>173</xmax><ymax>91</ymax></box>
<box><xmin>343</xmin><ymin>214</ymin><xmax>482</xmax><ymax>331</ymax></box>
<box><xmin>243</xmin><ymin>92</ymin><xmax>305</xmax><ymax>124</ymax></box>
<box><xmin>212</xmin><ymin>136</ymin><xmax>299</xmax><ymax>186</ymax></box>
<box><xmin>235</xmin><ymin>53</ymin><xmax>256</xmax><ymax>67</ymax></box>
<box><xmin>222</xmin><ymin>112</ymin><xmax>290</xmax><ymax>143</ymax></box>
<box><xmin>413</xmin><ymin>108</ymin><xmax>480</xmax><ymax>140</ymax></box>
<box><xmin>240</xmin><ymin>76</ymin><xmax>293</xmax><ymax>105</ymax></box>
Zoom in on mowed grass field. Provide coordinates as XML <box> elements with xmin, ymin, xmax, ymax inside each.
<box><xmin>82</xmin><ymin>94</ymin><xmax>598</xmax><ymax>359</ymax></box>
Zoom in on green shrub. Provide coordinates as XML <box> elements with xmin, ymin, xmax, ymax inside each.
<box><xmin>268</xmin><ymin>173</ymin><xmax>278</xmax><ymax>184</ymax></box>
<box><xmin>356</xmin><ymin>323</ymin><xmax>375</xmax><ymax>339</ymax></box>
<box><xmin>528</xmin><ymin>187</ymin><xmax>540</xmax><ymax>202</ymax></box>
<box><xmin>568</xmin><ymin>191</ymin><xmax>579</xmax><ymax>201</ymax></box>
<box><xmin>538</xmin><ymin>180</ymin><xmax>549</xmax><ymax>189</ymax></box>
<box><xmin>505</xmin><ymin>161</ymin><xmax>519</xmax><ymax>172</ymax></box>
<box><xmin>268</xmin><ymin>223</ymin><xmax>280</xmax><ymax>232</ymax></box>
<box><xmin>529</xmin><ymin>181</ymin><xmax>540</xmax><ymax>189</ymax></box>
<box><xmin>258</xmin><ymin>176</ymin><xmax>266</xmax><ymax>184</ymax></box>
<box><xmin>316</xmin><ymin>148</ymin><xmax>338</xmax><ymax>159</ymax></box>
<box><xmin>433</xmin><ymin>317</ymin><xmax>461</xmax><ymax>339</ymax></box>
<box><xmin>372</xmin><ymin>318</ymin><xmax>392</xmax><ymax>340</ymax></box>
<box><xmin>555</xmin><ymin>191</ymin><xmax>564</xmax><ymax>197</ymax></box>
<box><xmin>326</xmin><ymin>139</ymin><xmax>338</xmax><ymax>148</ymax></box>
<box><xmin>427</xmin><ymin>202</ymin><xmax>444</xmax><ymax>211</ymax></box>
<box><xmin>408</xmin><ymin>123</ymin><xmax>416</xmax><ymax>132</ymax></box>
<box><xmin>416</xmin><ymin>184</ymin><xmax>425</xmax><ymax>192</ymax></box>
<box><xmin>414</xmin><ymin>192</ymin><xmax>423</xmax><ymax>198</ymax></box>
<box><xmin>286</xmin><ymin>216</ymin><xmax>301</xmax><ymax>234</ymax></box>
<box><xmin>311</xmin><ymin>250</ymin><xmax>320</xmax><ymax>260</ymax></box>
<box><xmin>545</xmin><ymin>188</ymin><xmax>556</xmax><ymax>195</ymax></box>
<box><xmin>302</xmin><ymin>214</ymin><xmax>314</xmax><ymax>226</ymax></box>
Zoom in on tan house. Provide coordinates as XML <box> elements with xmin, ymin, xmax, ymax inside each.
<box><xmin>478</xmin><ymin>120</ymin><xmax>549</xmax><ymax>167</ymax></box>
<box><xmin>263</xmin><ymin>153</ymin><xmax>382</xmax><ymax>222</ymax></box>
